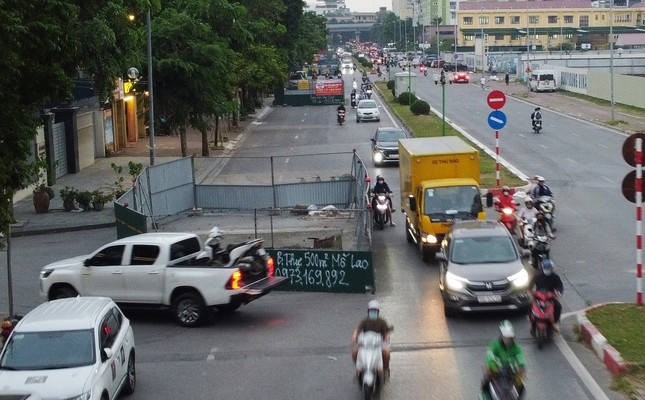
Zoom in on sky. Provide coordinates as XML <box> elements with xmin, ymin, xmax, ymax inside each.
<box><xmin>305</xmin><ymin>0</ymin><xmax>391</xmax><ymax>13</ymax></box>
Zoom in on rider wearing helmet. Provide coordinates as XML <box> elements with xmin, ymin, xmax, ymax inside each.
<box><xmin>496</xmin><ymin>186</ymin><xmax>515</xmax><ymax>209</ymax></box>
<box><xmin>531</xmin><ymin>176</ymin><xmax>554</xmax><ymax>199</ymax></box>
<box><xmin>352</xmin><ymin>300</ymin><xmax>391</xmax><ymax>379</ymax></box>
<box><xmin>517</xmin><ymin>198</ymin><xmax>539</xmax><ymax>222</ymax></box>
<box><xmin>529</xmin><ymin>259</ymin><xmax>564</xmax><ymax>334</ymax></box>
<box><xmin>480</xmin><ymin>320</ymin><xmax>527</xmax><ymax>399</ymax></box>
<box><xmin>372</xmin><ymin>175</ymin><xmax>395</xmax><ymax>227</ymax></box>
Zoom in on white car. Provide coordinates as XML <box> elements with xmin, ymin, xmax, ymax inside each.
<box><xmin>356</xmin><ymin>99</ymin><xmax>380</xmax><ymax>123</ymax></box>
<box><xmin>0</xmin><ymin>297</ymin><xmax>136</xmax><ymax>400</ymax></box>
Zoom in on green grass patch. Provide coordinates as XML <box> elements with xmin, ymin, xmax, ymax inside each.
<box><xmin>375</xmin><ymin>82</ymin><xmax>526</xmax><ymax>189</ymax></box>
<box><xmin>561</xmin><ymin>92</ymin><xmax>645</xmax><ymax>118</ymax></box>
<box><xmin>586</xmin><ymin>304</ymin><xmax>645</xmax><ymax>362</ymax></box>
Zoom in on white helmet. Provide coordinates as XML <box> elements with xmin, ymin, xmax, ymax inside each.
<box><xmin>499</xmin><ymin>320</ymin><xmax>515</xmax><ymax>338</ymax></box>
<box><xmin>368</xmin><ymin>300</ymin><xmax>380</xmax><ymax>311</ymax></box>
<box><xmin>208</xmin><ymin>227</ymin><xmax>224</xmax><ymax>240</ymax></box>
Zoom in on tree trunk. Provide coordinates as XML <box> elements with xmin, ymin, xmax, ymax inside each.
<box><xmin>179</xmin><ymin>126</ymin><xmax>188</xmax><ymax>157</ymax></box>
<box><xmin>214</xmin><ymin>117</ymin><xmax>220</xmax><ymax>147</ymax></box>
<box><xmin>201</xmin><ymin>128</ymin><xmax>209</xmax><ymax>157</ymax></box>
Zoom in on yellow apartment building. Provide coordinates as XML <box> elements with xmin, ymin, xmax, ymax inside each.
<box><xmin>457</xmin><ymin>1</ymin><xmax>645</xmax><ymax>51</ymax></box>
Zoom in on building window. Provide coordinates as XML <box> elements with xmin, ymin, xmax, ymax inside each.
<box><xmin>548</xmin><ymin>16</ymin><xmax>558</xmax><ymax>24</ymax></box>
<box><xmin>494</xmin><ymin>34</ymin><xmax>504</xmax><ymax>40</ymax></box>
<box><xmin>529</xmin><ymin>15</ymin><xmax>539</xmax><ymax>24</ymax></box>
<box><xmin>548</xmin><ymin>33</ymin><xmax>556</xmax><ymax>39</ymax></box>
<box><xmin>464</xmin><ymin>34</ymin><xmax>474</xmax><ymax>41</ymax></box>
<box><xmin>579</xmin><ymin>15</ymin><xmax>589</xmax><ymax>27</ymax></box>
<box><xmin>511</xmin><ymin>34</ymin><xmax>520</xmax><ymax>40</ymax></box>
<box><xmin>479</xmin><ymin>16</ymin><xmax>489</xmax><ymax>25</ymax></box>
<box><xmin>511</xmin><ymin>16</ymin><xmax>520</xmax><ymax>24</ymax></box>
<box><xmin>495</xmin><ymin>16</ymin><xmax>505</xmax><ymax>24</ymax></box>
<box><xmin>463</xmin><ymin>16</ymin><xmax>473</xmax><ymax>25</ymax></box>
<box><xmin>564</xmin><ymin>15</ymin><xmax>573</xmax><ymax>23</ymax></box>
<box><xmin>616</xmin><ymin>13</ymin><xmax>632</xmax><ymax>23</ymax></box>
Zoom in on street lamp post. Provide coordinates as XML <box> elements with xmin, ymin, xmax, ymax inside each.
<box><xmin>440</xmin><ymin>70</ymin><xmax>446</xmax><ymax>136</ymax></box>
<box><xmin>146</xmin><ymin>10</ymin><xmax>156</xmax><ymax>166</ymax></box>
<box><xmin>610</xmin><ymin>0</ymin><xmax>615</xmax><ymax>121</ymax></box>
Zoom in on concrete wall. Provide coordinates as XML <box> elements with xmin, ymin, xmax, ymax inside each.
<box><xmin>76</xmin><ymin>111</ymin><xmax>95</xmax><ymax>170</ymax></box>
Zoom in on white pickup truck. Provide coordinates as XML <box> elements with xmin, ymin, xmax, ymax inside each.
<box><xmin>39</xmin><ymin>232</ymin><xmax>287</xmax><ymax>327</ymax></box>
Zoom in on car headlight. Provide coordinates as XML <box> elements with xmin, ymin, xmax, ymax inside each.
<box><xmin>508</xmin><ymin>269</ymin><xmax>529</xmax><ymax>288</ymax></box>
<box><xmin>65</xmin><ymin>390</ymin><xmax>92</xmax><ymax>400</ymax></box>
<box><xmin>446</xmin><ymin>271</ymin><xmax>468</xmax><ymax>290</ymax></box>
<box><xmin>374</xmin><ymin>153</ymin><xmax>384</xmax><ymax>162</ymax></box>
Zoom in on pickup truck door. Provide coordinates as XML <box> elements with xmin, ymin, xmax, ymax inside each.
<box><xmin>81</xmin><ymin>244</ymin><xmax>127</xmax><ymax>299</ymax></box>
<box><xmin>122</xmin><ymin>244</ymin><xmax>165</xmax><ymax>303</ymax></box>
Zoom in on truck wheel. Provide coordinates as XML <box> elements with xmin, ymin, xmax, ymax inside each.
<box><xmin>50</xmin><ymin>285</ymin><xmax>78</xmax><ymax>300</ymax></box>
<box><xmin>172</xmin><ymin>292</ymin><xmax>208</xmax><ymax>327</ymax></box>
<box><xmin>444</xmin><ymin>306</ymin><xmax>458</xmax><ymax>318</ymax></box>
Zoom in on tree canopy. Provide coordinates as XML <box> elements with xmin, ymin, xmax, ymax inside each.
<box><xmin>0</xmin><ymin>0</ymin><xmax>328</xmax><ymax>234</ymax></box>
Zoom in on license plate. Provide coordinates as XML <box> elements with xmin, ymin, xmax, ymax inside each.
<box><xmin>478</xmin><ymin>295</ymin><xmax>502</xmax><ymax>303</ymax></box>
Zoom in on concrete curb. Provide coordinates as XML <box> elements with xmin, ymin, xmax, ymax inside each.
<box><xmin>576</xmin><ymin>303</ymin><xmax>628</xmax><ymax>376</ymax></box>
<box><xmin>10</xmin><ymin>222</ymin><xmax>117</xmax><ymax>238</ymax></box>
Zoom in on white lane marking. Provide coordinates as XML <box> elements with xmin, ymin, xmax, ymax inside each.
<box><xmin>566</xmin><ymin>158</ymin><xmax>575</xmax><ymax>163</ymax></box>
<box><xmin>598</xmin><ymin>143</ymin><xmax>608</xmax><ymax>149</ymax></box>
<box><xmin>572</xmin><ymin>132</ymin><xmax>580</xmax><ymax>137</ymax></box>
<box><xmin>294</xmin><ymin>135</ymin><xmax>299</xmax><ymax>140</ymax></box>
<box><xmin>554</xmin><ymin>334</ymin><xmax>610</xmax><ymax>400</ymax></box>
<box><xmin>601</xmin><ymin>176</ymin><xmax>613</xmax><ymax>183</ymax></box>
<box><xmin>540</xmin><ymin>144</ymin><xmax>548</xmax><ymax>149</ymax></box>
<box><xmin>518</xmin><ymin>133</ymin><xmax>526</xmax><ymax>138</ymax></box>
<box><xmin>285</xmin><ymin>158</ymin><xmax>290</xmax><ymax>164</ymax></box>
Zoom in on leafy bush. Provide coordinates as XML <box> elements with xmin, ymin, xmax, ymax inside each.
<box><xmin>410</xmin><ymin>99</ymin><xmax>431</xmax><ymax>115</ymax></box>
<box><xmin>398</xmin><ymin>92</ymin><xmax>417</xmax><ymax>105</ymax></box>
<box><xmin>386</xmin><ymin>80</ymin><xmax>395</xmax><ymax>90</ymax></box>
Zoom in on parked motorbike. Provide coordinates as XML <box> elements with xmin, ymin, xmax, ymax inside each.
<box><xmin>486</xmin><ymin>365</ymin><xmax>523</xmax><ymax>400</ymax></box>
<box><xmin>337</xmin><ymin>110</ymin><xmax>346</xmax><ymax>125</ymax></box>
<box><xmin>532</xmin><ymin>119</ymin><xmax>542</xmax><ymax>133</ymax></box>
<box><xmin>530</xmin><ymin>289</ymin><xmax>557</xmax><ymax>349</ymax></box>
<box><xmin>371</xmin><ymin>193</ymin><xmax>391</xmax><ymax>230</ymax></box>
<box><xmin>196</xmin><ymin>227</ymin><xmax>272</xmax><ymax>279</ymax></box>
<box><xmin>536</xmin><ymin>195</ymin><xmax>555</xmax><ymax>229</ymax></box>
<box><xmin>494</xmin><ymin>200</ymin><xmax>517</xmax><ymax>233</ymax></box>
<box><xmin>356</xmin><ymin>329</ymin><xmax>391</xmax><ymax>400</ymax></box>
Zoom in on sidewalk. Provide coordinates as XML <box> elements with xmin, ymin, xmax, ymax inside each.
<box><xmin>8</xmin><ymin>106</ymin><xmax>271</xmax><ymax>237</ymax></box>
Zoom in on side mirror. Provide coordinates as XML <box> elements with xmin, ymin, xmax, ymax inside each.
<box><xmin>408</xmin><ymin>195</ymin><xmax>417</xmax><ymax>211</ymax></box>
<box><xmin>370</xmin><ymin>138</ymin><xmax>376</xmax><ymax>143</ymax></box>
<box><xmin>101</xmin><ymin>347</ymin><xmax>113</xmax><ymax>362</ymax></box>
<box><xmin>83</xmin><ymin>258</ymin><xmax>92</xmax><ymax>267</ymax></box>
<box><xmin>435</xmin><ymin>252</ymin><xmax>448</xmax><ymax>262</ymax></box>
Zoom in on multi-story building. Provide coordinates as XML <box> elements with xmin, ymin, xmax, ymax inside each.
<box><xmin>313</xmin><ymin>0</ymin><xmax>348</xmax><ymax>15</ymax></box>
<box><xmin>393</xmin><ymin>0</ymin><xmax>415</xmax><ymax>19</ymax></box>
<box><xmin>457</xmin><ymin>0</ymin><xmax>645</xmax><ymax>51</ymax></box>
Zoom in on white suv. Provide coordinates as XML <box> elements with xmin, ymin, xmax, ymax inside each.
<box><xmin>0</xmin><ymin>297</ymin><xmax>136</xmax><ymax>400</ymax></box>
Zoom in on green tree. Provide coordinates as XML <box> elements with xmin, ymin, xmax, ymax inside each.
<box><xmin>0</xmin><ymin>0</ymin><xmax>149</xmax><ymax>233</ymax></box>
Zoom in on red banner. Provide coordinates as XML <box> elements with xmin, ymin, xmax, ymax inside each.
<box><xmin>314</xmin><ymin>80</ymin><xmax>344</xmax><ymax>96</ymax></box>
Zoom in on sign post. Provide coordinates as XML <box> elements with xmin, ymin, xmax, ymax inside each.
<box><xmin>486</xmin><ymin>90</ymin><xmax>507</xmax><ymax>187</ymax></box>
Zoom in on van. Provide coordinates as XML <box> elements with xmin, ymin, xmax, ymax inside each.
<box><xmin>529</xmin><ymin>69</ymin><xmax>557</xmax><ymax>92</ymax></box>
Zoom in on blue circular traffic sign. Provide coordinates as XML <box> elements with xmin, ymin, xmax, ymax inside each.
<box><xmin>488</xmin><ymin>110</ymin><xmax>507</xmax><ymax>130</ymax></box>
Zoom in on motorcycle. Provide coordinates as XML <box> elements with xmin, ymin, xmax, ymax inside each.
<box><xmin>197</xmin><ymin>227</ymin><xmax>272</xmax><ymax>279</ymax></box>
<box><xmin>529</xmin><ymin>289</ymin><xmax>557</xmax><ymax>349</ymax></box>
<box><xmin>532</xmin><ymin>119</ymin><xmax>542</xmax><ymax>133</ymax></box>
<box><xmin>532</xmin><ymin>234</ymin><xmax>552</xmax><ymax>271</ymax></box>
<box><xmin>366</xmin><ymin>88</ymin><xmax>373</xmax><ymax>99</ymax></box>
<box><xmin>536</xmin><ymin>195</ymin><xmax>555</xmax><ymax>229</ymax></box>
<box><xmin>518</xmin><ymin>218</ymin><xmax>536</xmax><ymax>249</ymax></box>
<box><xmin>337</xmin><ymin>110</ymin><xmax>346</xmax><ymax>125</ymax></box>
<box><xmin>485</xmin><ymin>364</ymin><xmax>523</xmax><ymax>400</ymax></box>
<box><xmin>355</xmin><ymin>329</ymin><xmax>391</xmax><ymax>400</ymax></box>
<box><xmin>494</xmin><ymin>199</ymin><xmax>517</xmax><ymax>233</ymax></box>
<box><xmin>350</xmin><ymin>95</ymin><xmax>357</xmax><ymax>109</ymax></box>
<box><xmin>371</xmin><ymin>193</ymin><xmax>391</xmax><ymax>230</ymax></box>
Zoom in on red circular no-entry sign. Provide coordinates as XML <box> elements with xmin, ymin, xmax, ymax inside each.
<box><xmin>487</xmin><ymin>90</ymin><xmax>507</xmax><ymax>110</ymax></box>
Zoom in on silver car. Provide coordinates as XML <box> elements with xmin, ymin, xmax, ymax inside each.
<box><xmin>356</xmin><ymin>99</ymin><xmax>380</xmax><ymax>123</ymax></box>
<box><xmin>437</xmin><ymin>220</ymin><xmax>533</xmax><ymax>317</ymax></box>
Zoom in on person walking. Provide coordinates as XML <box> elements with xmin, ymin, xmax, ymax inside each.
<box><xmin>505</xmin><ymin>73</ymin><xmax>510</xmax><ymax>86</ymax></box>
<box><xmin>480</xmin><ymin>76</ymin><xmax>486</xmax><ymax>90</ymax></box>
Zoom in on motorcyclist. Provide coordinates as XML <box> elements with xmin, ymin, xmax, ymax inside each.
<box><xmin>529</xmin><ymin>259</ymin><xmax>563</xmax><ymax>334</ymax></box>
<box><xmin>336</xmin><ymin>102</ymin><xmax>346</xmax><ymax>123</ymax></box>
<box><xmin>480</xmin><ymin>320</ymin><xmax>526</xmax><ymax>400</ymax></box>
<box><xmin>352</xmin><ymin>300</ymin><xmax>391</xmax><ymax>379</ymax></box>
<box><xmin>352</xmin><ymin>78</ymin><xmax>358</xmax><ymax>91</ymax></box>
<box><xmin>531</xmin><ymin>212</ymin><xmax>555</xmax><ymax>268</ymax></box>
<box><xmin>372</xmin><ymin>175</ymin><xmax>395</xmax><ymax>227</ymax></box>
<box><xmin>531</xmin><ymin>176</ymin><xmax>554</xmax><ymax>198</ymax></box>
<box><xmin>495</xmin><ymin>186</ymin><xmax>515</xmax><ymax>210</ymax></box>
<box><xmin>517</xmin><ymin>198</ymin><xmax>539</xmax><ymax>222</ymax></box>
<box><xmin>531</xmin><ymin>107</ymin><xmax>543</xmax><ymax>129</ymax></box>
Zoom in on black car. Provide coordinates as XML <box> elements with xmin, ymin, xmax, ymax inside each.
<box><xmin>437</xmin><ymin>220</ymin><xmax>533</xmax><ymax>317</ymax></box>
<box><xmin>370</xmin><ymin>127</ymin><xmax>409</xmax><ymax>166</ymax></box>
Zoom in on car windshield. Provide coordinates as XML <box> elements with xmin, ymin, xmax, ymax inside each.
<box><xmin>450</xmin><ymin>236</ymin><xmax>517</xmax><ymax>264</ymax></box>
<box><xmin>0</xmin><ymin>329</ymin><xmax>95</xmax><ymax>370</ymax></box>
<box><xmin>424</xmin><ymin>186</ymin><xmax>482</xmax><ymax>218</ymax></box>
<box><xmin>377</xmin><ymin>130</ymin><xmax>406</xmax><ymax>142</ymax></box>
<box><xmin>359</xmin><ymin>101</ymin><xmax>377</xmax><ymax>109</ymax></box>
